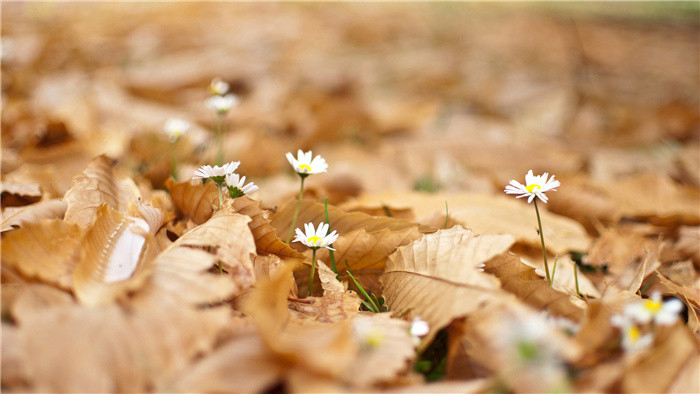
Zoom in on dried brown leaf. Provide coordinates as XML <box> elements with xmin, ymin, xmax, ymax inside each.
<box><xmin>63</xmin><ymin>155</ymin><xmax>142</xmax><ymax>227</ymax></box>
<box><xmin>1</xmin><ymin>219</ymin><xmax>83</xmax><ymax>289</ymax></box>
<box><xmin>1</xmin><ymin>199</ymin><xmax>67</xmax><ymax>232</ymax></box>
<box><xmin>381</xmin><ymin>226</ymin><xmax>514</xmax><ymax>344</ymax></box>
<box><xmin>232</xmin><ymin>195</ymin><xmax>306</xmax><ymax>260</ymax></box>
<box><xmin>72</xmin><ymin>204</ymin><xmax>165</xmax><ymax>306</ymax></box>
<box><xmin>165</xmin><ymin>332</ymin><xmax>282</xmax><ymax>393</ymax></box>
<box><xmin>165</xmin><ymin>178</ymin><xmax>217</xmax><ymax>225</ymax></box>
<box><xmin>484</xmin><ymin>253</ymin><xmax>586</xmax><ymax>322</ymax></box>
<box><xmin>345</xmin><ymin>191</ymin><xmax>591</xmax><ymax>254</ymax></box>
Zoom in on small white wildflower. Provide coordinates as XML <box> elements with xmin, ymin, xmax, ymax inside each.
<box><xmin>292</xmin><ymin>222</ymin><xmax>338</xmax><ymax>250</ymax></box>
<box><xmin>286</xmin><ymin>149</ymin><xmax>328</xmax><ymax>177</ymax></box>
<box><xmin>192</xmin><ymin>161</ymin><xmax>240</xmax><ymax>183</ymax></box>
<box><xmin>163</xmin><ymin>118</ymin><xmax>191</xmax><ymax>143</ymax></box>
<box><xmin>624</xmin><ymin>292</ymin><xmax>683</xmax><ymax>326</ymax></box>
<box><xmin>505</xmin><ymin>170</ymin><xmax>561</xmax><ymax>203</ymax></box>
<box><xmin>409</xmin><ymin>317</ymin><xmax>429</xmax><ymax>345</ymax></box>
<box><xmin>611</xmin><ymin>314</ymin><xmax>654</xmax><ymax>354</ymax></box>
<box><xmin>206</xmin><ymin>94</ymin><xmax>238</xmax><ymax>114</ymax></box>
<box><xmin>209</xmin><ymin>77</ymin><xmax>229</xmax><ymax>96</ymax></box>
<box><xmin>225</xmin><ymin>173</ymin><xmax>258</xmax><ymax>198</ymax></box>
<box><xmin>352</xmin><ymin>318</ymin><xmax>385</xmax><ymax>349</ymax></box>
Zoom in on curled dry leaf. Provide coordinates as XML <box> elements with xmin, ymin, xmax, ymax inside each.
<box><xmin>171</xmin><ymin>206</ymin><xmax>257</xmax><ymax>296</ymax></box>
<box><xmin>72</xmin><ymin>204</ymin><xmax>165</xmax><ymax>306</ymax></box>
<box><xmin>344</xmin><ymin>191</ymin><xmax>591</xmax><ymax>254</ymax></box>
<box><xmin>483</xmin><ymin>253</ymin><xmax>586</xmax><ymax>322</ymax></box>
<box><xmin>1</xmin><ymin>181</ymin><xmax>42</xmax><ymax>207</ymax></box>
<box><xmin>231</xmin><ymin>195</ymin><xmax>306</xmax><ymax>262</ymax></box>
<box><xmin>1</xmin><ymin>219</ymin><xmax>83</xmax><ymax>289</ymax></box>
<box><xmin>1</xmin><ymin>198</ymin><xmax>67</xmax><ymax>232</ymax></box>
<box><xmin>165</xmin><ymin>178</ymin><xmax>217</xmax><ymax>225</ymax></box>
<box><xmin>63</xmin><ymin>155</ymin><xmax>142</xmax><ymax>228</ymax></box>
<box><xmin>381</xmin><ymin>226</ymin><xmax>515</xmax><ymax>344</ymax></box>
<box><xmin>242</xmin><ymin>262</ymin><xmax>358</xmax><ymax>379</ymax></box>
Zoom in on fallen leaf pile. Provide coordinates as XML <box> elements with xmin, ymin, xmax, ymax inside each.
<box><xmin>2</xmin><ymin>3</ymin><xmax>699</xmax><ymax>393</ymax></box>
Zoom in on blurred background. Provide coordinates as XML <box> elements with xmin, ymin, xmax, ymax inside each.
<box><xmin>2</xmin><ymin>2</ymin><xmax>698</xmax><ymax>205</ymax></box>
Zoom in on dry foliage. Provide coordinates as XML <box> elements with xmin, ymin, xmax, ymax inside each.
<box><xmin>2</xmin><ymin>3</ymin><xmax>699</xmax><ymax>393</ymax></box>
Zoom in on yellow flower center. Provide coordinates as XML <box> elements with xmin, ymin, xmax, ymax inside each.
<box><xmin>364</xmin><ymin>329</ymin><xmax>385</xmax><ymax>348</ymax></box>
<box><xmin>307</xmin><ymin>236</ymin><xmax>322</xmax><ymax>245</ymax></box>
<box><xmin>628</xmin><ymin>326</ymin><xmax>640</xmax><ymax>342</ymax></box>
<box><xmin>526</xmin><ymin>184</ymin><xmax>542</xmax><ymax>193</ymax></box>
<box><xmin>298</xmin><ymin>164</ymin><xmax>311</xmax><ymax>172</ymax></box>
<box><xmin>645</xmin><ymin>299</ymin><xmax>662</xmax><ymax>313</ymax></box>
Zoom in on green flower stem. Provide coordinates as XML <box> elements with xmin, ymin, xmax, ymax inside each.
<box><xmin>308</xmin><ymin>248</ymin><xmax>317</xmax><ymax>295</ymax></box>
<box><xmin>286</xmin><ymin>176</ymin><xmax>305</xmax><ymax>244</ymax></box>
<box><xmin>216</xmin><ymin>182</ymin><xmax>224</xmax><ymax>210</ymax></box>
<box><xmin>574</xmin><ymin>261</ymin><xmax>581</xmax><ymax>296</ymax></box>
<box><xmin>218</xmin><ymin>261</ymin><xmax>223</xmax><ymax>274</ymax></box>
<box><xmin>533</xmin><ymin>199</ymin><xmax>552</xmax><ymax>285</ymax></box>
<box><xmin>324</xmin><ymin>198</ymin><xmax>337</xmax><ymax>273</ymax></box>
<box><xmin>215</xmin><ymin>112</ymin><xmax>226</xmax><ymax>166</ymax></box>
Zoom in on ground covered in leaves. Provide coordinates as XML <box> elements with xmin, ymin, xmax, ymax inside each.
<box><xmin>1</xmin><ymin>3</ymin><xmax>699</xmax><ymax>393</ymax></box>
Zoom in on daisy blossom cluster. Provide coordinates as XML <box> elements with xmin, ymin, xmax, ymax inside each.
<box><xmin>611</xmin><ymin>292</ymin><xmax>683</xmax><ymax>354</ymax></box>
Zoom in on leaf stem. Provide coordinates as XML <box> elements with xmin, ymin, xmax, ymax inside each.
<box><xmin>308</xmin><ymin>248</ymin><xmax>317</xmax><ymax>295</ymax></box>
<box><xmin>533</xmin><ymin>199</ymin><xmax>551</xmax><ymax>285</ymax></box>
<box><xmin>286</xmin><ymin>176</ymin><xmax>305</xmax><ymax>244</ymax></box>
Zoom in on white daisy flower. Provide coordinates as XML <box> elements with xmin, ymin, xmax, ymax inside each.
<box><xmin>286</xmin><ymin>149</ymin><xmax>328</xmax><ymax>177</ymax></box>
<box><xmin>352</xmin><ymin>317</ymin><xmax>385</xmax><ymax>349</ymax></box>
<box><xmin>624</xmin><ymin>292</ymin><xmax>683</xmax><ymax>326</ymax></box>
<box><xmin>209</xmin><ymin>77</ymin><xmax>229</xmax><ymax>96</ymax></box>
<box><xmin>206</xmin><ymin>94</ymin><xmax>239</xmax><ymax>114</ymax></box>
<box><xmin>611</xmin><ymin>314</ymin><xmax>654</xmax><ymax>354</ymax></box>
<box><xmin>409</xmin><ymin>317</ymin><xmax>429</xmax><ymax>345</ymax></box>
<box><xmin>505</xmin><ymin>170</ymin><xmax>561</xmax><ymax>203</ymax></box>
<box><xmin>225</xmin><ymin>173</ymin><xmax>258</xmax><ymax>198</ymax></box>
<box><xmin>192</xmin><ymin>161</ymin><xmax>240</xmax><ymax>183</ymax></box>
<box><xmin>163</xmin><ymin>118</ymin><xmax>191</xmax><ymax>143</ymax></box>
<box><xmin>292</xmin><ymin>222</ymin><xmax>338</xmax><ymax>250</ymax></box>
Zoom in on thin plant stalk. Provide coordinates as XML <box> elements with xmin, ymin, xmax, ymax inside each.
<box><xmin>533</xmin><ymin>199</ymin><xmax>552</xmax><ymax>285</ymax></box>
<box><xmin>308</xmin><ymin>248</ymin><xmax>317</xmax><ymax>295</ymax></box>
<box><xmin>216</xmin><ymin>183</ymin><xmax>224</xmax><ymax>210</ymax></box>
<box><xmin>324</xmin><ymin>198</ymin><xmax>337</xmax><ymax>273</ymax></box>
<box><xmin>444</xmin><ymin>201</ymin><xmax>449</xmax><ymax>229</ymax></box>
<box><xmin>215</xmin><ymin>113</ymin><xmax>226</xmax><ymax>166</ymax></box>
<box><xmin>347</xmin><ymin>267</ymin><xmax>380</xmax><ymax>313</ymax></box>
<box><xmin>286</xmin><ymin>176</ymin><xmax>305</xmax><ymax>244</ymax></box>
<box><xmin>574</xmin><ymin>261</ymin><xmax>581</xmax><ymax>296</ymax></box>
